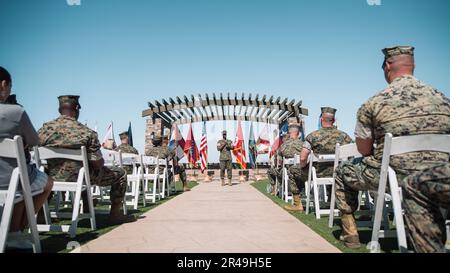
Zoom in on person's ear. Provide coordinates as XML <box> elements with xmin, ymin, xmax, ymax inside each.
<box><xmin>0</xmin><ymin>80</ymin><xmax>6</xmax><ymax>91</ymax></box>
<box><xmin>386</xmin><ymin>61</ymin><xmax>392</xmax><ymax>71</ymax></box>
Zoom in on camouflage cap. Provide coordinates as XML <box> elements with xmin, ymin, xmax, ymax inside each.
<box><xmin>58</xmin><ymin>95</ymin><xmax>81</xmax><ymax>109</ymax></box>
<box><xmin>119</xmin><ymin>131</ymin><xmax>129</xmax><ymax>140</ymax></box>
<box><xmin>321</xmin><ymin>107</ymin><xmax>337</xmax><ymax>115</ymax></box>
<box><xmin>382</xmin><ymin>46</ymin><xmax>415</xmax><ymax>59</ymax></box>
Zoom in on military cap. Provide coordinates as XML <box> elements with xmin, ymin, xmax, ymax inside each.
<box><xmin>288</xmin><ymin>123</ymin><xmax>301</xmax><ymax>131</ymax></box>
<box><xmin>321</xmin><ymin>107</ymin><xmax>337</xmax><ymax>115</ymax></box>
<box><xmin>222</xmin><ymin>130</ymin><xmax>227</xmax><ymax>135</ymax></box>
<box><xmin>58</xmin><ymin>95</ymin><xmax>81</xmax><ymax>109</ymax></box>
<box><xmin>382</xmin><ymin>46</ymin><xmax>415</xmax><ymax>59</ymax></box>
<box><xmin>119</xmin><ymin>131</ymin><xmax>129</xmax><ymax>140</ymax></box>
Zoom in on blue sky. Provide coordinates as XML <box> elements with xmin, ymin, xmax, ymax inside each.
<box><xmin>1</xmin><ymin>0</ymin><xmax>449</xmax><ymax>163</ymax></box>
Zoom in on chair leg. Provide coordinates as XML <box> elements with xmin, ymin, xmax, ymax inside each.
<box><xmin>69</xmin><ymin>187</ymin><xmax>82</xmax><ymax>238</ymax></box>
<box><xmin>133</xmin><ymin>181</ymin><xmax>139</xmax><ymax>210</ymax></box>
<box><xmin>313</xmin><ymin>180</ymin><xmax>321</xmax><ymax>219</ymax></box>
<box><xmin>305</xmin><ymin>180</ymin><xmax>311</xmax><ymax>215</ymax></box>
<box><xmin>43</xmin><ymin>200</ymin><xmax>52</xmax><ymax>225</ymax></box>
<box><xmin>388</xmin><ymin>171</ymin><xmax>408</xmax><ymax>253</ymax></box>
<box><xmin>0</xmin><ymin>180</ymin><xmax>18</xmax><ymax>253</ymax></box>
<box><xmin>54</xmin><ymin>191</ymin><xmax>61</xmax><ymax>212</ymax></box>
<box><xmin>328</xmin><ymin>180</ymin><xmax>337</xmax><ymax>228</ymax></box>
<box><xmin>141</xmin><ymin>180</ymin><xmax>146</xmax><ymax>207</ymax></box>
<box><xmin>84</xmin><ymin>188</ymin><xmax>97</xmax><ymax>231</ymax></box>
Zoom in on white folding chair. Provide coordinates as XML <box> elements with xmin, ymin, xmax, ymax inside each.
<box><xmin>327</xmin><ymin>143</ymin><xmax>391</xmax><ymax>231</ymax></box>
<box><xmin>305</xmin><ymin>152</ymin><xmax>336</xmax><ymax>219</ymax></box>
<box><xmin>123</xmin><ymin>153</ymin><xmax>144</xmax><ymax>210</ymax></box>
<box><xmin>281</xmin><ymin>155</ymin><xmax>300</xmax><ymax>204</ymax></box>
<box><xmin>91</xmin><ymin>149</ymin><xmax>118</xmax><ymax>202</ymax></box>
<box><xmin>34</xmin><ymin>146</ymin><xmax>96</xmax><ymax>238</ymax></box>
<box><xmin>0</xmin><ymin>136</ymin><xmax>42</xmax><ymax>253</ymax></box>
<box><xmin>368</xmin><ymin>133</ymin><xmax>450</xmax><ymax>253</ymax></box>
<box><xmin>91</xmin><ymin>149</ymin><xmax>127</xmax><ymax>214</ymax></box>
<box><xmin>142</xmin><ymin>155</ymin><xmax>165</xmax><ymax>203</ymax></box>
<box><xmin>328</xmin><ymin>143</ymin><xmax>361</xmax><ymax>227</ymax></box>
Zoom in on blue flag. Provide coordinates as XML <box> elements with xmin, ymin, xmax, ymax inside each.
<box><xmin>127</xmin><ymin>122</ymin><xmax>133</xmax><ymax>147</ymax></box>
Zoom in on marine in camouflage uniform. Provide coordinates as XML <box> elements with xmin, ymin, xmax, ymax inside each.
<box><xmin>301</xmin><ymin>107</ymin><xmax>353</xmax><ymax>198</ymax></box>
<box><xmin>115</xmin><ymin>131</ymin><xmax>138</xmax><ymax>174</ymax></box>
<box><xmin>217</xmin><ymin>130</ymin><xmax>234</xmax><ymax>186</ymax></box>
<box><xmin>38</xmin><ymin>95</ymin><xmax>136</xmax><ymax>224</ymax></box>
<box><xmin>146</xmin><ymin>134</ymin><xmax>189</xmax><ymax>192</ymax></box>
<box><xmin>271</xmin><ymin>123</ymin><xmax>306</xmax><ymax>211</ymax></box>
<box><xmin>334</xmin><ymin>46</ymin><xmax>450</xmax><ymax>249</ymax></box>
<box><xmin>402</xmin><ymin>163</ymin><xmax>450</xmax><ymax>253</ymax></box>
<box><xmin>303</xmin><ymin>107</ymin><xmax>353</xmax><ymax>177</ymax></box>
<box><xmin>267</xmin><ymin>133</ymin><xmax>290</xmax><ymax>194</ymax></box>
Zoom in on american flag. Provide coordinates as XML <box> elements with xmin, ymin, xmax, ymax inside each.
<box><xmin>199</xmin><ymin>122</ymin><xmax>208</xmax><ymax>173</ymax></box>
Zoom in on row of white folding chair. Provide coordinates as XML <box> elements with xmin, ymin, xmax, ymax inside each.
<box><xmin>305</xmin><ymin>152</ymin><xmax>337</xmax><ymax>219</ymax></box>
<box><xmin>33</xmin><ymin>146</ymin><xmax>96</xmax><ymax>238</ymax></box>
<box><xmin>280</xmin><ymin>155</ymin><xmax>301</xmax><ymax>204</ymax></box>
<box><xmin>123</xmin><ymin>154</ymin><xmax>168</xmax><ymax>209</ymax></box>
<box><xmin>368</xmin><ymin>133</ymin><xmax>450</xmax><ymax>253</ymax></box>
<box><xmin>0</xmin><ymin>136</ymin><xmax>42</xmax><ymax>253</ymax></box>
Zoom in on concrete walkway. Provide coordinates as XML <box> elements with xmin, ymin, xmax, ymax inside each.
<box><xmin>80</xmin><ymin>180</ymin><xmax>340</xmax><ymax>253</ymax></box>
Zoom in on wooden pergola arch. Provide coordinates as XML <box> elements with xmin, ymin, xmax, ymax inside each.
<box><xmin>142</xmin><ymin>93</ymin><xmax>309</xmax><ymax>125</ymax></box>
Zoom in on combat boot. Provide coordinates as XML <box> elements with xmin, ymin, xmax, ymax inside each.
<box><xmin>340</xmin><ymin>213</ymin><xmax>361</xmax><ymax>249</ymax></box>
<box><xmin>284</xmin><ymin>194</ymin><xmax>304</xmax><ymax>212</ymax></box>
<box><xmin>228</xmin><ymin>179</ymin><xmax>232</xmax><ymax>186</ymax></box>
<box><xmin>221</xmin><ymin>179</ymin><xmax>225</xmax><ymax>186</ymax></box>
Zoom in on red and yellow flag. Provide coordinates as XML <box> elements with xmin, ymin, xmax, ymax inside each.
<box><xmin>232</xmin><ymin>121</ymin><xmax>247</xmax><ymax>169</ymax></box>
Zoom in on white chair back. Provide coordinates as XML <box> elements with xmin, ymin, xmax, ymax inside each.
<box><xmin>370</xmin><ymin>133</ymin><xmax>450</xmax><ymax>253</ymax></box>
<box><xmin>0</xmin><ymin>136</ymin><xmax>41</xmax><ymax>253</ymax></box>
<box><xmin>100</xmin><ymin>149</ymin><xmax>122</xmax><ymax>167</ymax></box>
<box><xmin>305</xmin><ymin>151</ymin><xmax>336</xmax><ymax>218</ymax></box>
<box><xmin>33</xmin><ymin>145</ymin><xmax>96</xmax><ymax>238</ymax></box>
<box><xmin>283</xmin><ymin>155</ymin><xmax>300</xmax><ymax>165</ymax></box>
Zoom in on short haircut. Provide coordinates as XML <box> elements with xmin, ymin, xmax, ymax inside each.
<box><xmin>0</xmin><ymin>66</ymin><xmax>12</xmax><ymax>83</ymax></box>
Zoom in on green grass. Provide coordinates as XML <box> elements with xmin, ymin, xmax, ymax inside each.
<box><xmin>251</xmin><ymin>180</ymin><xmax>399</xmax><ymax>253</ymax></box>
<box><xmin>8</xmin><ymin>181</ymin><xmax>197</xmax><ymax>253</ymax></box>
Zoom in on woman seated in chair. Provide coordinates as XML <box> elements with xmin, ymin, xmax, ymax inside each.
<box><xmin>0</xmin><ymin>66</ymin><xmax>53</xmax><ymax>250</ymax></box>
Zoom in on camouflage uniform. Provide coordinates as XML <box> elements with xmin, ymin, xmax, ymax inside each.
<box><xmin>402</xmin><ymin>163</ymin><xmax>450</xmax><ymax>253</ymax></box>
<box><xmin>217</xmin><ymin>138</ymin><xmax>234</xmax><ymax>179</ymax></box>
<box><xmin>335</xmin><ymin>74</ymin><xmax>450</xmax><ymax>214</ymax></box>
<box><xmin>304</xmin><ymin>126</ymin><xmax>353</xmax><ymax>177</ymax></box>
<box><xmin>276</xmin><ymin>137</ymin><xmax>305</xmax><ymax>195</ymax></box>
<box><xmin>115</xmin><ymin>143</ymin><xmax>138</xmax><ymax>174</ymax></box>
<box><xmin>146</xmin><ymin>144</ymin><xmax>187</xmax><ymax>184</ymax></box>
<box><xmin>38</xmin><ymin>115</ymin><xmax>127</xmax><ymax>204</ymax></box>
